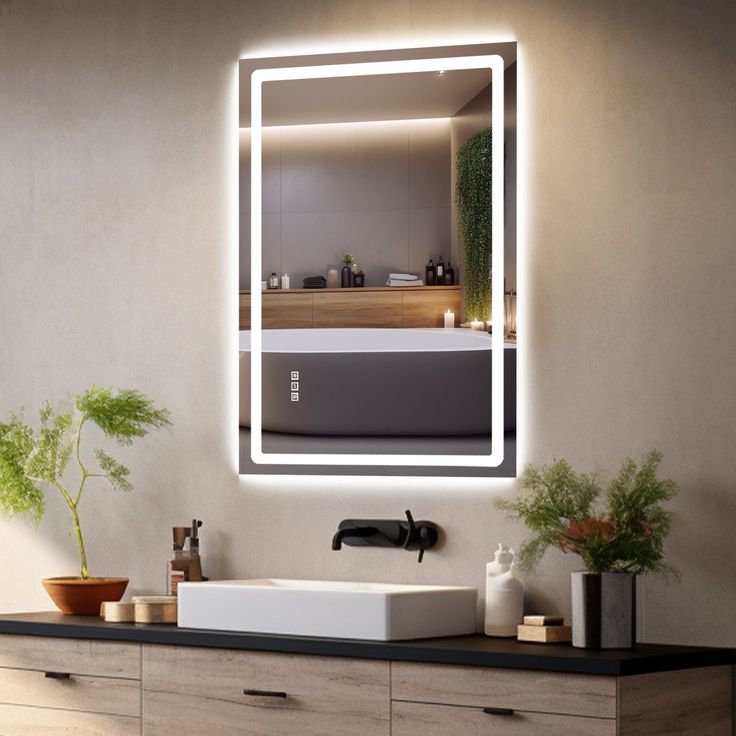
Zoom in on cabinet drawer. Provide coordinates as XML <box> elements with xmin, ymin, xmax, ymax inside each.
<box><xmin>392</xmin><ymin>662</ymin><xmax>615</xmax><ymax>719</ymax></box>
<box><xmin>0</xmin><ymin>703</ymin><xmax>139</xmax><ymax>736</ymax></box>
<box><xmin>392</xmin><ymin>701</ymin><xmax>615</xmax><ymax>736</ymax></box>
<box><xmin>402</xmin><ymin>289</ymin><xmax>461</xmax><ymax>327</ymax></box>
<box><xmin>313</xmin><ymin>291</ymin><xmax>402</xmax><ymax>328</ymax></box>
<box><xmin>0</xmin><ymin>667</ymin><xmax>140</xmax><ymax>717</ymax></box>
<box><xmin>263</xmin><ymin>293</ymin><xmax>313</xmax><ymax>328</ymax></box>
<box><xmin>0</xmin><ymin>635</ymin><xmax>140</xmax><ymax>680</ymax></box>
<box><xmin>143</xmin><ymin>644</ymin><xmax>389</xmax><ymax>736</ymax></box>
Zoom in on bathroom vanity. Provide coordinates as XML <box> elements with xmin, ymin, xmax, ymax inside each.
<box><xmin>0</xmin><ymin>613</ymin><xmax>732</xmax><ymax>736</ymax></box>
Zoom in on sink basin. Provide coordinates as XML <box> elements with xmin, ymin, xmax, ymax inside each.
<box><xmin>177</xmin><ymin>578</ymin><xmax>478</xmax><ymax>641</ymax></box>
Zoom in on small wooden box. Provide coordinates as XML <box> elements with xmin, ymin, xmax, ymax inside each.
<box><xmin>517</xmin><ymin>624</ymin><xmax>572</xmax><ymax>643</ymax></box>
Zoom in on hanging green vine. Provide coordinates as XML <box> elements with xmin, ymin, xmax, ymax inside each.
<box><xmin>455</xmin><ymin>128</ymin><xmax>492</xmax><ymax>322</ymax></box>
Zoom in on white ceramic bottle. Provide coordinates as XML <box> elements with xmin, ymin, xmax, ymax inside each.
<box><xmin>485</xmin><ymin>543</ymin><xmax>524</xmax><ymax>637</ymax></box>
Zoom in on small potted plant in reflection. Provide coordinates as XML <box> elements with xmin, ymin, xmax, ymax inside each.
<box><xmin>341</xmin><ymin>253</ymin><xmax>355</xmax><ymax>288</ymax></box>
<box><xmin>0</xmin><ymin>386</ymin><xmax>171</xmax><ymax>615</ymax></box>
<box><xmin>495</xmin><ymin>450</ymin><xmax>678</xmax><ymax>649</ymax></box>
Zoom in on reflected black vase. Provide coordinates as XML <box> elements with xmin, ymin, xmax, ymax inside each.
<box><xmin>341</xmin><ymin>265</ymin><xmax>353</xmax><ymax>288</ymax></box>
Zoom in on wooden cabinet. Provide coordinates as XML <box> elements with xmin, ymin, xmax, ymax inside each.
<box><xmin>392</xmin><ymin>701</ymin><xmax>615</xmax><ymax>736</ymax></box>
<box><xmin>313</xmin><ymin>291</ymin><xmax>402</xmax><ymax>328</ymax></box>
<box><xmin>0</xmin><ymin>635</ymin><xmax>141</xmax><ymax>736</ymax></box>
<box><xmin>142</xmin><ymin>644</ymin><xmax>390</xmax><ymax>736</ymax></box>
<box><xmin>0</xmin><ymin>631</ymin><xmax>730</xmax><ymax>736</ymax></box>
<box><xmin>392</xmin><ymin>661</ymin><xmax>615</xmax><ymax>718</ymax></box>
<box><xmin>239</xmin><ymin>286</ymin><xmax>461</xmax><ymax>329</ymax></box>
<box><xmin>391</xmin><ymin>662</ymin><xmax>731</xmax><ymax>736</ymax></box>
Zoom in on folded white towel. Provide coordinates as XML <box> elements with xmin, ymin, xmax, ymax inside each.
<box><xmin>386</xmin><ymin>279</ymin><xmax>424</xmax><ymax>287</ymax></box>
<box><xmin>388</xmin><ymin>273</ymin><xmax>419</xmax><ymax>281</ymax></box>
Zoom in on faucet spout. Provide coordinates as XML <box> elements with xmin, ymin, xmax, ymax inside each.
<box><xmin>332</xmin><ymin>526</ymin><xmax>378</xmax><ymax>550</ymax></box>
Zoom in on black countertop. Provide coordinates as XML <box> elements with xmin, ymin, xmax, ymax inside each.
<box><xmin>0</xmin><ymin>612</ymin><xmax>733</xmax><ymax>677</ymax></box>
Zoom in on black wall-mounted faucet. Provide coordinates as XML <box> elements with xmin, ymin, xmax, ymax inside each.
<box><xmin>331</xmin><ymin>510</ymin><xmax>439</xmax><ymax>563</ymax></box>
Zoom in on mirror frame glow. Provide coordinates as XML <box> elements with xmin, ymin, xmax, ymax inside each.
<box><xmin>250</xmin><ymin>54</ymin><xmax>505</xmax><ymax>467</ymax></box>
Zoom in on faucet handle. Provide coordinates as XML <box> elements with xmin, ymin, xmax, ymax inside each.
<box><xmin>404</xmin><ymin>509</ymin><xmax>416</xmax><ymax>546</ymax></box>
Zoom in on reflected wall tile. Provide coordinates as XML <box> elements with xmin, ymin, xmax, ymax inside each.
<box><xmin>280</xmin><ymin>122</ymin><xmax>409</xmax><ymax>213</ymax></box>
<box><xmin>239</xmin><ymin>128</ymin><xmax>281</xmax><ymax>214</ymax></box>
<box><xmin>409</xmin><ymin>119</ymin><xmax>451</xmax><ymax>209</ymax></box>
<box><xmin>409</xmin><ymin>207</ymin><xmax>452</xmax><ymax>278</ymax></box>
<box><xmin>281</xmin><ymin>209</ymin><xmax>408</xmax><ymax>287</ymax></box>
<box><xmin>240</xmin><ymin>212</ymin><xmax>281</xmax><ymax>289</ymax></box>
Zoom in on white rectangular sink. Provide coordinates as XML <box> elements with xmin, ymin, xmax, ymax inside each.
<box><xmin>177</xmin><ymin>578</ymin><xmax>478</xmax><ymax>641</ymax></box>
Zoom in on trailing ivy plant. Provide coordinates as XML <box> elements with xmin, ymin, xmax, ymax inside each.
<box><xmin>456</xmin><ymin>127</ymin><xmax>492</xmax><ymax>322</ymax></box>
<box><xmin>0</xmin><ymin>387</ymin><xmax>170</xmax><ymax>579</ymax></box>
<box><xmin>495</xmin><ymin>451</ymin><xmax>679</xmax><ymax>577</ymax></box>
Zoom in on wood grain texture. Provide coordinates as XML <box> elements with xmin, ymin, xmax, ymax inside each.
<box><xmin>312</xmin><ymin>291</ymin><xmax>402</xmax><ymax>328</ymax></box>
<box><xmin>0</xmin><ymin>636</ymin><xmax>141</xmax><ymax>680</ymax></box>
<box><xmin>239</xmin><ymin>287</ymin><xmax>462</xmax><ymax>328</ymax></box>
<box><xmin>617</xmin><ymin>665</ymin><xmax>732</xmax><ymax>736</ymax></box>
<box><xmin>263</xmin><ymin>293</ymin><xmax>313</xmax><ymax>328</ymax></box>
<box><xmin>392</xmin><ymin>662</ymin><xmax>616</xmax><ymax>719</ymax></box>
<box><xmin>402</xmin><ymin>288</ymin><xmax>461</xmax><ymax>327</ymax></box>
<box><xmin>142</xmin><ymin>644</ymin><xmax>389</xmax><ymax>736</ymax></box>
<box><xmin>392</xmin><ymin>700</ymin><xmax>615</xmax><ymax>736</ymax></box>
<box><xmin>0</xmin><ymin>667</ymin><xmax>140</xmax><ymax>717</ymax></box>
<box><xmin>0</xmin><ymin>703</ymin><xmax>139</xmax><ymax>736</ymax></box>
<box><xmin>239</xmin><ymin>293</ymin><xmax>251</xmax><ymax>329</ymax></box>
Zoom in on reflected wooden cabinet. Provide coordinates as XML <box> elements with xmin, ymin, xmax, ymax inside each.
<box><xmin>239</xmin><ymin>286</ymin><xmax>461</xmax><ymax>329</ymax></box>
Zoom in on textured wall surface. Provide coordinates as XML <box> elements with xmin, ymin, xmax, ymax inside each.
<box><xmin>1</xmin><ymin>0</ymin><xmax>735</xmax><ymax>646</ymax></box>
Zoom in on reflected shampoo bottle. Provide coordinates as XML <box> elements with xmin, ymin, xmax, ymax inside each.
<box><xmin>484</xmin><ymin>544</ymin><xmax>524</xmax><ymax>637</ymax></box>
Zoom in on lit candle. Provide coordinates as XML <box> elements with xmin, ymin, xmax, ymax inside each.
<box><xmin>470</xmin><ymin>320</ymin><xmax>485</xmax><ymax>331</ymax></box>
<box><xmin>443</xmin><ymin>309</ymin><xmax>455</xmax><ymax>329</ymax></box>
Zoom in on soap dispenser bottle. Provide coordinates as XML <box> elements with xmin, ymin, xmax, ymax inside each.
<box><xmin>484</xmin><ymin>543</ymin><xmax>524</xmax><ymax>637</ymax></box>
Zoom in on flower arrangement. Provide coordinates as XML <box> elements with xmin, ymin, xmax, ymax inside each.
<box><xmin>342</xmin><ymin>253</ymin><xmax>355</xmax><ymax>267</ymax></box>
<box><xmin>495</xmin><ymin>450</ymin><xmax>678</xmax><ymax>576</ymax></box>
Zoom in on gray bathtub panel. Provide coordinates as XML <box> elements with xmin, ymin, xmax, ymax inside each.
<box><xmin>240</xmin><ymin>348</ymin><xmax>516</xmax><ymax>436</ymax></box>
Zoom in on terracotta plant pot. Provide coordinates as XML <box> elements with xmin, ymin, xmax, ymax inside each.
<box><xmin>42</xmin><ymin>577</ymin><xmax>129</xmax><ymax>616</ymax></box>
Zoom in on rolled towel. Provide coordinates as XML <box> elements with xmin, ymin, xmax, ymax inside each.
<box><xmin>388</xmin><ymin>273</ymin><xmax>419</xmax><ymax>281</ymax></box>
<box><xmin>386</xmin><ymin>279</ymin><xmax>424</xmax><ymax>287</ymax></box>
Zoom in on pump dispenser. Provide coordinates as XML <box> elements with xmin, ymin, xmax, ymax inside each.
<box><xmin>484</xmin><ymin>543</ymin><xmax>524</xmax><ymax>637</ymax></box>
<box><xmin>166</xmin><ymin>520</ymin><xmax>206</xmax><ymax>595</ymax></box>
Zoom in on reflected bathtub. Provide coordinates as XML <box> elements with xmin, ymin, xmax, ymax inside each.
<box><xmin>239</xmin><ymin>329</ymin><xmax>516</xmax><ymax>436</ymax></box>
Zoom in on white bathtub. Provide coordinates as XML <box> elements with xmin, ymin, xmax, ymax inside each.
<box><xmin>240</xmin><ymin>329</ymin><xmax>515</xmax><ymax>436</ymax></box>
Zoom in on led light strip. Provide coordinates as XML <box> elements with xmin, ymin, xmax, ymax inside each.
<box><xmin>250</xmin><ymin>54</ymin><xmax>505</xmax><ymax>467</ymax></box>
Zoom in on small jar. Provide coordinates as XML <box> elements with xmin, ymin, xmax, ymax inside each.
<box><xmin>268</xmin><ymin>272</ymin><xmax>279</xmax><ymax>289</ymax></box>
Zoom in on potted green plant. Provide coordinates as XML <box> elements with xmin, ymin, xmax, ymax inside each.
<box><xmin>341</xmin><ymin>252</ymin><xmax>355</xmax><ymax>288</ymax></box>
<box><xmin>456</xmin><ymin>127</ymin><xmax>492</xmax><ymax>323</ymax></box>
<box><xmin>495</xmin><ymin>450</ymin><xmax>678</xmax><ymax>648</ymax></box>
<box><xmin>0</xmin><ymin>386</ymin><xmax>170</xmax><ymax>615</ymax></box>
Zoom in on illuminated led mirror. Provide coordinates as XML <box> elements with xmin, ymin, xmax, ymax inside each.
<box><xmin>239</xmin><ymin>43</ymin><xmax>518</xmax><ymax>476</ymax></box>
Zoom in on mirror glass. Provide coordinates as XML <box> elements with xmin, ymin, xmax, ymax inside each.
<box><xmin>239</xmin><ymin>44</ymin><xmax>517</xmax><ymax>476</ymax></box>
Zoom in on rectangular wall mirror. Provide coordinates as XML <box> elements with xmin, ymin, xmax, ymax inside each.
<box><xmin>238</xmin><ymin>43</ymin><xmax>517</xmax><ymax>476</ymax></box>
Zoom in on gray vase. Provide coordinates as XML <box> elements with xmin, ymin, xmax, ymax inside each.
<box><xmin>571</xmin><ymin>571</ymin><xmax>636</xmax><ymax>649</ymax></box>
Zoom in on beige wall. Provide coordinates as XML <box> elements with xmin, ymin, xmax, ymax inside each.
<box><xmin>1</xmin><ymin>0</ymin><xmax>735</xmax><ymax>646</ymax></box>
<box><xmin>239</xmin><ymin>119</ymin><xmax>451</xmax><ymax>288</ymax></box>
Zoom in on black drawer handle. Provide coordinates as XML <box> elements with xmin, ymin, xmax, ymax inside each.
<box><xmin>483</xmin><ymin>707</ymin><xmax>515</xmax><ymax>716</ymax></box>
<box><xmin>45</xmin><ymin>672</ymin><xmax>71</xmax><ymax>680</ymax></box>
<box><xmin>243</xmin><ymin>689</ymin><xmax>288</xmax><ymax>699</ymax></box>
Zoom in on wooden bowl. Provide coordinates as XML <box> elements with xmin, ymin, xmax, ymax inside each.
<box><xmin>42</xmin><ymin>577</ymin><xmax>129</xmax><ymax>616</ymax></box>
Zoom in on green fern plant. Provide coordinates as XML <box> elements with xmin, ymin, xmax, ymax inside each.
<box><xmin>0</xmin><ymin>387</ymin><xmax>170</xmax><ymax>579</ymax></box>
<box><xmin>495</xmin><ymin>451</ymin><xmax>678</xmax><ymax>576</ymax></box>
<box><xmin>456</xmin><ymin>127</ymin><xmax>492</xmax><ymax>322</ymax></box>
